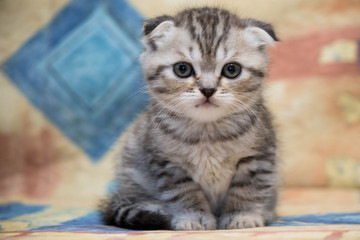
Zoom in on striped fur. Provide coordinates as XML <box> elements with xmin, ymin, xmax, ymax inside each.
<box><xmin>101</xmin><ymin>7</ymin><xmax>278</xmax><ymax>230</ymax></box>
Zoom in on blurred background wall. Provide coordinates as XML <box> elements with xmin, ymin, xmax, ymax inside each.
<box><xmin>0</xmin><ymin>0</ymin><xmax>359</xmax><ymax>207</ymax></box>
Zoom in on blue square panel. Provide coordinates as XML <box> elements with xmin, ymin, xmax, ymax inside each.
<box><xmin>1</xmin><ymin>0</ymin><xmax>149</xmax><ymax>161</ymax></box>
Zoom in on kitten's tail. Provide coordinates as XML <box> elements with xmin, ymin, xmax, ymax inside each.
<box><xmin>100</xmin><ymin>195</ymin><xmax>171</xmax><ymax>230</ymax></box>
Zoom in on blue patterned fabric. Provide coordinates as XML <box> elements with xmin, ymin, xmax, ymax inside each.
<box><xmin>273</xmin><ymin>212</ymin><xmax>360</xmax><ymax>226</ymax></box>
<box><xmin>0</xmin><ymin>203</ymin><xmax>48</xmax><ymax>221</ymax></box>
<box><xmin>1</xmin><ymin>0</ymin><xmax>149</xmax><ymax>161</ymax></box>
<box><xmin>0</xmin><ymin>203</ymin><xmax>359</xmax><ymax>233</ymax></box>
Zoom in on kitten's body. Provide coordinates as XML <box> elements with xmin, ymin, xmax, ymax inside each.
<box><xmin>102</xmin><ymin>7</ymin><xmax>278</xmax><ymax>230</ymax></box>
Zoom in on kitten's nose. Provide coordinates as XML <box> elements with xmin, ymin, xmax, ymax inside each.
<box><xmin>200</xmin><ymin>88</ymin><xmax>216</xmax><ymax>98</ymax></box>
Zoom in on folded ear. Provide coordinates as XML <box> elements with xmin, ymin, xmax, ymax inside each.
<box><xmin>143</xmin><ymin>15</ymin><xmax>174</xmax><ymax>35</ymax></box>
<box><xmin>242</xmin><ymin>19</ymin><xmax>278</xmax><ymax>48</ymax></box>
<box><xmin>142</xmin><ymin>15</ymin><xmax>175</xmax><ymax>51</ymax></box>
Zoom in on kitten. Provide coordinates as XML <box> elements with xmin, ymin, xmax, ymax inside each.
<box><xmin>102</xmin><ymin>7</ymin><xmax>278</xmax><ymax>230</ymax></box>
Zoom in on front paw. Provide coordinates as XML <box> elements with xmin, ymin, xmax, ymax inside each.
<box><xmin>172</xmin><ymin>212</ymin><xmax>216</xmax><ymax>230</ymax></box>
<box><xmin>219</xmin><ymin>213</ymin><xmax>264</xmax><ymax>229</ymax></box>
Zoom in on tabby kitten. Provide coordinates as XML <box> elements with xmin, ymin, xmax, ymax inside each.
<box><xmin>102</xmin><ymin>7</ymin><xmax>278</xmax><ymax>230</ymax></box>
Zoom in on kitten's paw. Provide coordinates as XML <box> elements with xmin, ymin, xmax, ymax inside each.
<box><xmin>219</xmin><ymin>213</ymin><xmax>264</xmax><ymax>229</ymax></box>
<box><xmin>172</xmin><ymin>212</ymin><xmax>216</xmax><ymax>230</ymax></box>
<box><xmin>113</xmin><ymin>203</ymin><xmax>171</xmax><ymax>230</ymax></box>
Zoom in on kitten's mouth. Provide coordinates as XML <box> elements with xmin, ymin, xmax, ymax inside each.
<box><xmin>195</xmin><ymin>100</ymin><xmax>219</xmax><ymax>108</ymax></box>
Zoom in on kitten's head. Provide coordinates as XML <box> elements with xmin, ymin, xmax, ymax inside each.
<box><xmin>140</xmin><ymin>8</ymin><xmax>277</xmax><ymax>122</ymax></box>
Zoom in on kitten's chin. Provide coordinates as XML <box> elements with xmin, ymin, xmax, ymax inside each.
<box><xmin>195</xmin><ymin>101</ymin><xmax>219</xmax><ymax>109</ymax></box>
<box><xmin>185</xmin><ymin>106</ymin><xmax>227</xmax><ymax>122</ymax></box>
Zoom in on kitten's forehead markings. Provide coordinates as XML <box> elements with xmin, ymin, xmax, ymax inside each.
<box><xmin>176</xmin><ymin>51</ymin><xmax>187</xmax><ymax>59</ymax></box>
<box><xmin>187</xmin><ymin>43</ymin><xmax>203</xmax><ymax>78</ymax></box>
<box><xmin>214</xmin><ymin>44</ymin><xmax>228</xmax><ymax>75</ymax></box>
<box><xmin>189</xmin><ymin>46</ymin><xmax>193</xmax><ymax>54</ymax></box>
<box><xmin>181</xmin><ymin>11</ymin><xmax>231</xmax><ymax>77</ymax></box>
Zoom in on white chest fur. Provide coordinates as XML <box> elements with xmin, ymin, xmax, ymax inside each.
<box><xmin>185</xmin><ymin>143</ymin><xmax>239</xmax><ymax>212</ymax></box>
<box><xmin>155</xmin><ymin>119</ymin><xmax>259</xmax><ymax>212</ymax></box>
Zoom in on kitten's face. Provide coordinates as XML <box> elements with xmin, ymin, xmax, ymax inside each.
<box><xmin>140</xmin><ymin>9</ymin><xmax>276</xmax><ymax>122</ymax></box>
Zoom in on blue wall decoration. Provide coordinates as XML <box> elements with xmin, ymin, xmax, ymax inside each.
<box><xmin>1</xmin><ymin>0</ymin><xmax>149</xmax><ymax>161</ymax></box>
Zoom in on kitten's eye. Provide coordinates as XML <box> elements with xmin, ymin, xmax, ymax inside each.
<box><xmin>173</xmin><ymin>62</ymin><xmax>194</xmax><ymax>78</ymax></box>
<box><xmin>222</xmin><ymin>63</ymin><xmax>242</xmax><ymax>79</ymax></box>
